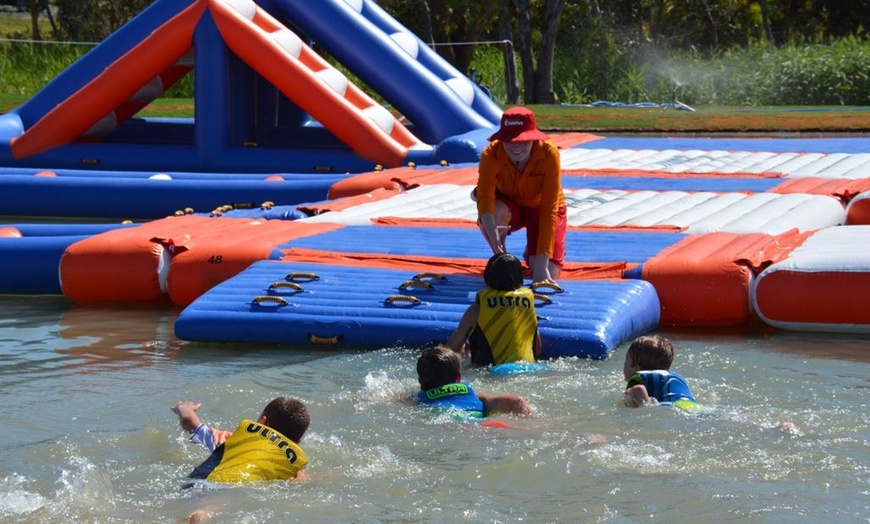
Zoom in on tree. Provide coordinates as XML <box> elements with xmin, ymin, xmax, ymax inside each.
<box><xmin>510</xmin><ymin>0</ymin><xmax>567</xmax><ymax>103</ymax></box>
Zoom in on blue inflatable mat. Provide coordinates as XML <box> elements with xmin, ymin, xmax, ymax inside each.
<box><xmin>175</xmin><ymin>261</ymin><xmax>661</xmax><ymax>359</ymax></box>
<box><xmin>282</xmin><ymin>226</ymin><xmax>683</xmax><ymax>265</ymax></box>
<box><xmin>561</xmin><ymin>176</ymin><xmax>782</xmax><ymax>193</ymax></box>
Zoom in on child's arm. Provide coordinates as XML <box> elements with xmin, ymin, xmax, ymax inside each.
<box><xmin>171</xmin><ymin>401</ymin><xmax>203</xmax><ymax>433</ymax></box>
<box><xmin>446</xmin><ymin>302</ymin><xmax>480</xmax><ymax>354</ymax></box>
<box><xmin>479</xmin><ymin>393</ymin><xmax>532</xmax><ymax>417</ymax></box>
<box><xmin>623</xmin><ymin>384</ymin><xmax>651</xmax><ymax>407</ymax></box>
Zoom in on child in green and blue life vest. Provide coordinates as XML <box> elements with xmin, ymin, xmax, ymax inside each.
<box><xmin>171</xmin><ymin>396</ymin><xmax>310</xmax><ymax>484</ymax></box>
<box><xmin>417</xmin><ymin>344</ymin><xmax>532</xmax><ymax>419</ymax></box>
<box><xmin>622</xmin><ymin>335</ymin><xmax>700</xmax><ymax>412</ymax></box>
<box><xmin>446</xmin><ymin>252</ymin><xmax>542</xmax><ymax>366</ymax></box>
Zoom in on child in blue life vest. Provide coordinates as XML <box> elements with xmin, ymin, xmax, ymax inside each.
<box><xmin>622</xmin><ymin>335</ymin><xmax>700</xmax><ymax>411</ymax></box>
<box><xmin>446</xmin><ymin>252</ymin><xmax>542</xmax><ymax>366</ymax></box>
<box><xmin>417</xmin><ymin>344</ymin><xmax>532</xmax><ymax>419</ymax></box>
<box><xmin>171</xmin><ymin>397</ymin><xmax>310</xmax><ymax>484</ymax></box>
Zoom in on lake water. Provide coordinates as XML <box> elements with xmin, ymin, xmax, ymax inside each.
<box><xmin>0</xmin><ymin>295</ymin><xmax>867</xmax><ymax>523</ymax></box>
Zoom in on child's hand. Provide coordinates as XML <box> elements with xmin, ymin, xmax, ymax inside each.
<box><xmin>171</xmin><ymin>400</ymin><xmax>202</xmax><ymax>415</ymax></box>
<box><xmin>171</xmin><ymin>401</ymin><xmax>203</xmax><ymax>433</ymax></box>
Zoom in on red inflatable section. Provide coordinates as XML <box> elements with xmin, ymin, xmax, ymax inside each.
<box><xmin>208</xmin><ymin>0</ymin><xmax>423</xmax><ymax>168</ymax></box>
<box><xmin>10</xmin><ymin>0</ymin><xmax>205</xmax><ymax>160</ymax></box>
<box><xmin>846</xmin><ymin>192</ymin><xmax>870</xmax><ymax>225</ymax></box>
<box><xmin>0</xmin><ymin>227</ymin><xmax>22</xmax><ymax>238</ymax></box>
<box><xmin>641</xmin><ymin>230</ymin><xmax>810</xmax><ymax>326</ymax></box>
<box><xmin>164</xmin><ymin>220</ymin><xmax>342</xmax><ymax>306</ymax></box>
<box><xmin>754</xmin><ymin>269</ymin><xmax>870</xmax><ymax>325</ymax></box>
<box><xmin>60</xmin><ymin>215</ymin><xmax>343</xmax><ymax>304</ymax></box>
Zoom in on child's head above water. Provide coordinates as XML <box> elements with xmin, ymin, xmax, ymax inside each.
<box><xmin>624</xmin><ymin>335</ymin><xmax>674</xmax><ymax>373</ymax></box>
<box><xmin>484</xmin><ymin>252</ymin><xmax>523</xmax><ymax>291</ymax></box>
<box><xmin>417</xmin><ymin>344</ymin><xmax>461</xmax><ymax>391</ymax></box>
<box><xmin>260</xmin><ymin>396</ymin><xmax>310</xmax><ymax>443</ymax></box>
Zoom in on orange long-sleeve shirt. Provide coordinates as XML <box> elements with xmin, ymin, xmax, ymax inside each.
<box><xmin>477</xmin><ymin>140</ymin><xmax>565</xmax><ymax>257</ymax></box>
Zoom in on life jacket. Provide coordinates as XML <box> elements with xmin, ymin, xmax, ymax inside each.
<box><xmin>418</xmin><ymin>381</ymin><xmax>484</xmax><ymax>418</ymax></box>
<box><xmin>627</xmin><ymin>370</ymin><xmax>700</xmax><ymax>411</ymax></box>
<box><xmin>470</xmin><ymin>287</ymin><xmax>538</xmax><ymax>365</ymax></box>
<box><xmin>189</xmin><ymin>420</ymin><xmax>307</xmax><ymax>483</ymax></box>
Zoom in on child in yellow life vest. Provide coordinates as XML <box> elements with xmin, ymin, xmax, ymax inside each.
<box><xmin>446</xmin><ymin>253</ymin><xmax>542</xmax><ymax>366</ymax></box>
<box><xmin>171</xmin><ymin>397</ymin><xmax>310</xmax><ymax>484</ymax></box>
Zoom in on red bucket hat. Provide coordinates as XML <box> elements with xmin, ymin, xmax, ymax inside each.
<box><xmin>487</xmin><ymin>106</ymin><xmax>549</xmax><ymax>143</ymax></box>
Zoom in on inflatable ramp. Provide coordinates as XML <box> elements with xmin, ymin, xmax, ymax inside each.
<box><xmin>174</xmin><ymin>261</ymin><xmax>661</xmax><ymax>359</ymax></box>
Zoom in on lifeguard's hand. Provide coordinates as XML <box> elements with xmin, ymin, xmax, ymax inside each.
<box><xmin>480</xmin><ymin>213</ymin><xmax>507</xmax><ymax>254</ymax></box>
<box><xmin>529</xmin><ymin>254</ymin><xmax>556</xmax><ymax>285</ymax></box>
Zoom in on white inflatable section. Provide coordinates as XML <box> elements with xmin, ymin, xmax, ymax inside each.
<box><xmin>341</xmin><ymin>0</ymin><xmax>364</xmax><ymax>13</ymax></box>
<box><xmin>390</xmin><ymin>32</ymin><xmax>419</xmax><ymax>58</ymax></box>
<box><xmin>563</xmin><ymin>190</ymin><xmax>844</xmax><ymax>234</ymax></box>
<box><xmin>444</xmin><ymin>77</ymin><xmax>475</xmax><ymax>106</ymax></box>
<box><xmin>157</xmin><ymin>246</ymin><xmax>170</xmax><ymax>295</ymax></box>
<box><xmin>300</xmin><ymin>184</ymin><xmax>845</xmax><ymax>234</ymax></box>
<box><xmin>132</xmin><ymin>77</ymin><xmax>164</xmax><ymax>102</ymax></box>
<box><xmin>560</xmin><ymin>148</ymin><xmax>870</xmax><ymax>179</ymax></box>
<box><xmin>224</xmin><ymin>0</ymin><xmax>257</xmax><ymax>20</ymax></box>
<box><xmin>271</xmin><ymin>28</ymin><xmax>303</xmax><ymax>58</ymax></box>
<box><xmin>316</xmin><ymin>68</ymin><xmax>349</xmax><ymax>97</ymax></box>
<box><xmin>302</xmin><ymin>184</ymin><xmax>477</xmax><ymax>226</ymax></box>
<box><xmin>362</xmin><ymin>105</ymin><xmax>395</xmax><ymax>134</ymax></box>
<box><xmin>751</xmin><ymin>226</ymin><xmax>870</xmax><ymax>333</ymax></box>
<box><xmin>83</xmin><ymin>112</ymin><xmax>118</xmax><ymax>137</ymax></box>
<box><xmin>176</xmin><ymin>49</ymin><xmax>195</xmax><ymax>68</ymax></box>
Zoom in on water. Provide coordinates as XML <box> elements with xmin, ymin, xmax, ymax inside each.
<box><xmin>0</xmin><ymin>295</ymin><xmax>867</xmax><ymax>523</ymax></box>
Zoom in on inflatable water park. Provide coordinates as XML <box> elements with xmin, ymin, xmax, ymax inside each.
<box><xmin>2</xmin><ymin>0</ymin><xmax>870</xmax><ymax>359</ymax></box>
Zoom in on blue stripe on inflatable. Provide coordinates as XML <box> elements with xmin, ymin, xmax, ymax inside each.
<box><xmin>562</xmin><ymin>176</ymin><xmax>782</xmax><ymax>193</ymax></box>
<box><xmin>0</xmin><ymin>175</ymin><xmax>344</xmax><ymax>219</ymax></box>
<box><xmin>2</xmin><ymin>222</ymin><xmax>138</xmax><ymax>237</ymax></box>
<box><xmin>573</xmin><ymin>136</ymin><xmax>870</xmax><ymax>154</ymax></box>
<box><xmin>0</xmin><ymin>235</ymin><xmax>90</xmax><ymax>294</ymax></box>
<box><xmin>283</xmin><ymin>226</ymin><xmax>684</xmax><ymax>264</ymax></box>
<box><xmin>174</xmin><ymin>261</ymin><xmax>660</xmax><ymax>359</ymax></box>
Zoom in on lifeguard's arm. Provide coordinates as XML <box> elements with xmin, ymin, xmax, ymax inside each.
<box><xmin>171</xmin><ymin>401</ymin><xmax>203</xmax><ymax>433</ymax></box>
<box><xmin>531</xmin><ymin>143</ymin><xmax>563</xmax><ymax>283</ymax></box>
<box><xmin>446</xmin><ymin>302</ymin><xmax>480</xmax><ymax>355</ymax></box>
<box><xmin>533</xmin><ymin>329</ymin><xmax>543</xmax><ymax>358</ymax></box>
<box><xmin>295</xmin><ymin>469</ymin><xmax>310</xmax><ymax>482</ymax></box>
<box><xmin>479</xmin><ymin>393</ymin><xmax>532</xmax><ymax>417</ymax></box>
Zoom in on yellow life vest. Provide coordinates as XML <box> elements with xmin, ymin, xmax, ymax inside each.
<box><xmin>204</xmin><ymin>420</ymin><xmax>307</xmax><ymax>483</ymax></box>
<box><xmin>475</xmin><ymin>287</ymin><xmax>537</xmax><ymax>364</ymax></box>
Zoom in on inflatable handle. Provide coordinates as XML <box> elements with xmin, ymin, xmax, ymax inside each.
<box><xmin>385</xmin><ymin>295</ymin><xmax>421</xmax><ymax>306</ymax></box>
<box><xmin>413</xmin><ymin>272</ymin><xmax>446</xmax><ymax>282</ymax></box>
<box><xmin>252</xmin><ymin>295</ymin><xmax>288</xmax><ymax>307</ymax></box>
<box><xmin>399</xmin><ymin>280</ymin><xmax>432</xmax><ymax>291</ymax></box>
<box><xmin>531</xmin><ymin>281</ymin><xmax>563</xmax><ymax>293</ymax></box>
<box><xmin>286</xmin><ymin>272</ymin><xmax>320</xmax><ymax>282</ymax></box>
<box><xmin>533</xmin><ymin>293</ymin><xmax>553</xmax><ymax>305</ymax></box>
<box><xmin>269</xmin><ymin>281</ymin><xmax>303</xmax><ymax>293</ymax></box>
<box><xmin>307</xmin><ymin>333</ymin><xmax>345</xmax><ymax>345</ymax></box>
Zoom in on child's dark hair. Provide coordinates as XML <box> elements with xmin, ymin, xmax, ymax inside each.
<box><xmin>262</xmin><ymin>397</ymin><xmax>310</xmax><ymax>443</ymax></box>
<box><xmin>626</xmin><ymin>335</ymin><xmax>674</xmax><ymax>370</ymax></box>
<box><xmin>416</xmin><ymin>344</ymin><xmax>461</xmax><ymax>390</ymax></box>
<box><xmin>484</xmin><ymin>252</ymin><xmax>523</xmax><ymax>291</ymax></box>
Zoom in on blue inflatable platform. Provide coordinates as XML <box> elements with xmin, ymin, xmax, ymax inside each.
<box><xmin>174</xmin><ymin>261</ymin><xmax>661</xmax><ymax>359</ymax></box>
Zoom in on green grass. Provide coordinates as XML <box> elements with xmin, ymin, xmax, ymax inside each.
<box><xmin>3</xmin><ymin>93</ymin><xmax>867</xmax><ymax>132</ymax></box>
